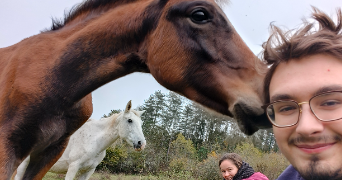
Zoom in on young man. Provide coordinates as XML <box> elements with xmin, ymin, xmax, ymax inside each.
<box><xmin>262</xmin><ymin>8</ymin><xmax>342</xmax><ymax>180</ymax></box>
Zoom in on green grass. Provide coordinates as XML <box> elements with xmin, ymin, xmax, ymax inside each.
<box><xmin>42</xmin><ymin>172</ymin><xmax>169</xmax><ymax>180</ymax></box>
<box><xmin>42</xmin><ymin>171</ymin><xmax>199</xmax><ymax>180</ymax></box>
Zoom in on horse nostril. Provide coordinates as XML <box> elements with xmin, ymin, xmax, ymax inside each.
<box><xmin>138</xmin><ymin>141</ymin><xmax>141</xmax><ymax>145</ymax></box>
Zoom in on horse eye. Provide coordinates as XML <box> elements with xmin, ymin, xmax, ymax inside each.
<box><xmin>128</xmin><ymin>119</ymin><xmax>133</xmax><ymax>123</ymax></box>
<box><xmin>190</xmin><ymin>9</ymin><xmax>209</xmax><ymax>24</ymax></box>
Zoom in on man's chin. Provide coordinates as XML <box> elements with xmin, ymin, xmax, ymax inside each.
<box><xmin>295</xmin><ymin>160</ymin><xmax>342</xmax><ymax>180</ymax></box>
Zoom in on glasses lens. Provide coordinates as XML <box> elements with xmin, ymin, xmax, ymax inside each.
<box><xmin>310</xmin><ymin>91</ymin><xmax>342</xmax><ymax>121</ymax></box>
<box><xmin>266</xmin><ymin>101</ymin><xmax>299</xmax><ymax>127</ymax></box>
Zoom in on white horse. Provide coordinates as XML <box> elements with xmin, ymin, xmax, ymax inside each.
<box><xmin>15</xmin><ymin>100</ymin><xmax>146</xmax><ymax>180</ymax></box>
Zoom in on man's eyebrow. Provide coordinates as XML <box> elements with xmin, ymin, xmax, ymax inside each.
<box><xmin>270</xmin><ymin>85</ymin><xmax>342</xmax><ymax>102</ymax></box>
<box><xmin>270</xmin><ymin>94</ymin><xmax>294</xmax><ymax>102</ymax></box>
<box><xmin>313</xmin><ymin>85</ymin><xmax>342</xmax><ymax>96</ymax></box>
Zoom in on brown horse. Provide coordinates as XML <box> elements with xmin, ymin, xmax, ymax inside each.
<box><xmin>0</xmin><ymin>0</ymin><xmax>268</xmax><ymax>179</ymax></box>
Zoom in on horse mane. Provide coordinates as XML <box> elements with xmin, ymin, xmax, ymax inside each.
<box><xmin>48</xmin><ymin>0</ymin><xmax>230</xmax><ymax>31</ymax></box>
<box><xmin>88</xmin><ymin>109</ymin><xmax>140</xmax><ymax>125</ymax></box>
<box><xmin>107</xmin><ymin>112</ymin><xmax>121</xmax><ymax>121</ymax></box>
<box><xmin>48</xmin><ymin>0</ymin><xmax>139</xmax><ymax>31</ymax></box>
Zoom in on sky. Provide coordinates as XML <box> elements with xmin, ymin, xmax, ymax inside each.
<box><xmin>0</xmin><ymin>0</ymin><xmax>341</xmax><ymax>120</ymax></box>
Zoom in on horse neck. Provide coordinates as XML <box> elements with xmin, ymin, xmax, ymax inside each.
<box><xmin>91</xmin><ymin>114</ymin><xmax>121</xmax><ymax>150</ymax></box>
<box><xmin>16</xmin><ymin>0</ymin><xmax>166</xmax><ymax>105</ymax></box>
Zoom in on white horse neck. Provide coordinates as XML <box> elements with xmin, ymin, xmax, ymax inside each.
<box><xmin>84</xmin><ymin>113</ymin><xmax>121</xmax><ymax>152</ymax></box>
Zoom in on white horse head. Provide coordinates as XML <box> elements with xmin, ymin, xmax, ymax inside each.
<box><xmin>116</xmin><ymin>100</ymin><xmax>146</xmax><ymax>151</ymax></box>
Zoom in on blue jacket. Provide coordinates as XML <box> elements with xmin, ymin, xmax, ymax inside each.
<box><xmin>277</xmin><ymin>165</ymin><xmax>305</xmax><ymax>180</ymax></box>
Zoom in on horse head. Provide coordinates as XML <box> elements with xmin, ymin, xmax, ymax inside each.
<box><xmin>142</xmin><ymin>0</ymin><xmax>269</xmax><ymax>134</ymax></box>
<box><xmin>117</xmin><ymin>100</ymin><xmax>146</xmax><ymax>151</ymax></box>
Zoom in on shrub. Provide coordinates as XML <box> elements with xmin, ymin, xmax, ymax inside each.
<box><xmin>233</xmin><ymin>141</ymin><xmax>262</xmax><ymax>170</ymax></box>
<box><xmin>169</xmin><ymin>133</ymin><xmax>196</xmax><ymax>160</ymax></box>
<box><xmin>96</xmin><ymin>144</ymin><xmax>128</xmax><ymax>173</ymax></box>
<box><xmin>197</xmin><ymin>146</ymin><xmax>209</xmax><ymax>161</ymax></box>
<box><xmin>169</xmin><ymin>158</ymin><xmax>188</xmax><ymax>173</ymax></box>
<box><xmin>167</xmin><ymin>134</ymin><xmax>197</xmax><ymax>176</ymax></box>
<box><xmin>168</xmin><ymin>157</ymin><xmax>196</xmax><ymax>174</ymax></box>
<box><xmin>232</xmin><ymin>141</ymin><xmax>289</xmax><ymax>180</ymax></box>
<box><xmin>255</xmin><ymin>152</ymin><xmax>289</xmax><ymax>180</ymax></box>
<box><xmin>193</xmin><ymin>151</ymin><xmax>222</xmax><ymax>180</ymax></box>
<box><xmin>159</xmin><ymin>170</ymin><xmax>194</xmax><ymax>180</ymax></box>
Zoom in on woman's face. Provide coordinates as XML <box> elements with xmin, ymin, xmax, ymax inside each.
<box><xmin>220</xmin><ymin>159</ymin><xmax>238</xmax><ymax>180</ymax></box>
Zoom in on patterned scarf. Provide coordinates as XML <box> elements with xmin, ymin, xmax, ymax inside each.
<box><xmin>232</xmin><ymin>162</ymin><xmax>255</xmax><ymax>180</ymax></box>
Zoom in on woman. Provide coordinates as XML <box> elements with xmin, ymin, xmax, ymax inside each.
<box><xmin>219</xmin><ymin>153</ymin><xmax>269</xmax><ymax>180</ymax></box>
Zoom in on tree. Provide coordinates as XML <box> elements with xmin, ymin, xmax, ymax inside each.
<box><xmin>140</xmin><ymin>90</ymin><xmax>166</xmax><ymax>131</ymax></box>
<box><xmin>162</xmin><ymin>91</ymin><xmax>183</xmax><ymax>133</ymax></box>
<box><xmin>179</xmin><ymin>103</ymin><xmax>194</xmax><ymax>139</ymax></box>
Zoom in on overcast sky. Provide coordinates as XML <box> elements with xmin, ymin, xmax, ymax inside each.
<box><xmin>1</xmin><ymin>0</ymin><xmax>341</xmax><ymax>119</ymax></box>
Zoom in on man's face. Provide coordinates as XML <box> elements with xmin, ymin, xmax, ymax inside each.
<box><xmin>270</xmin><ymin>54</ymin><xmax>342</xmax><ymax>179</ymax></box>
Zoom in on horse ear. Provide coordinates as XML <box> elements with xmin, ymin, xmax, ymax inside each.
<box><xmin>137</xmin><ymin>110</ymin><xmax>146</xmax><ymax>117</ymax></box>
<box><xmin>125</xmin><ymin>100</ymin><xmax>132</xmax><ymax>113</ymax></box>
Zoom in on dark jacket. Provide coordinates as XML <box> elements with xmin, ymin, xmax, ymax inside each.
<box><xmin>223</xmin><ymin>162</ymin><xmax>269</xmax><ymax>180</ymax></box>
<box><xmin>276</xmin><ymin>165</ymin><xmax>305</xmax><ymax>180</ymax></box>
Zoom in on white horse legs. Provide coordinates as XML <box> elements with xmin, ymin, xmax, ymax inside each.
<box><xmin>64</xmin><ymin>162</ymin><xmax>80</xmax><ymax>180</ymax></box>
<box><xmin>14</xmin><ymin>156</ymin><xmax>30</xmax><ymax>180</ymax></box>
<box><xmin>65</xmin><ymin>163</ymin><xmax>96</xmax><ymax>180</ymax></box>
<box><xmin>77</xmin><ymin>168</ymin><xmax>96</xmax><ymax>180</ymax></box>
<box><xmin>15</xmin><ymin>157</ymin><xmax>95</xmax><ymax>180</ymax></box>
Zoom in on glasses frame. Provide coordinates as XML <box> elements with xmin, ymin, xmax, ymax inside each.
<box><xmin>263</xmin><ymin>90</ymin><xmax>342</xmax><ymax>128</ymax></box>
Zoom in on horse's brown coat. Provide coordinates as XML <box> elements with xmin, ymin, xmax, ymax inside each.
<box><xmin>0</xmin><ymin>0</ymin><xmax>268</xmax><ymax>179</ymax></box>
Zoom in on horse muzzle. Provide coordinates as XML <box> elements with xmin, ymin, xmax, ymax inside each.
<box><xmin>233</xmin><ymin>102</ymin><xmax>271</xmax><ymax>135</ymax></box>
<box><xmin>133</xmin><ymin>141</ymin><xmax>146</xmax><ymax>151</ymax></box>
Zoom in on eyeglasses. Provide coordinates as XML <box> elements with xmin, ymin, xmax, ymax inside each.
<box><xmin>263</xmin><ymin>91</ymin><xmax>342</xmax><ymax>128</ymax></box>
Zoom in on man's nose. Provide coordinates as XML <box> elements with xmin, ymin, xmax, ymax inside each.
<box><xmin>296</xmin><ymin>104</ymin><xmax>324</xmax><ymax>136</ymax></box>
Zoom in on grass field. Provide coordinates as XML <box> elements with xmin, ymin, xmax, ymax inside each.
<box><xmin>43</xmin><ymin>172</ymin><xmax>146</xmax><ymax>180</ymax></box>
<box><xmin>42</xmin><ymin>172</ymin><xmax>189</xmax><ymax>180</ymax></box>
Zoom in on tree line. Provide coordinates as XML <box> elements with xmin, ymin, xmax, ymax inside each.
<box><xmin>138</xmin><ymin>90</ymin><xmax>278</xmax><ymax>155</ymax></box>
<box><xmin>96</xmin><ymin>90</ymin><xmax>286</xmax><ymax>179</ymax></box>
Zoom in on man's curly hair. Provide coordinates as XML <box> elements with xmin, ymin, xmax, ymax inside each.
<box><xmin>262</xmin><ymin>7</ymin><xmax>342</xmax><ymax>103</ymax></box>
